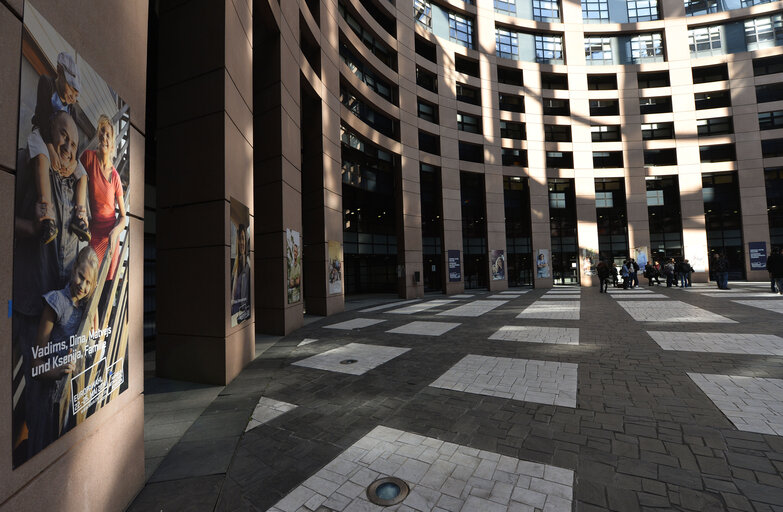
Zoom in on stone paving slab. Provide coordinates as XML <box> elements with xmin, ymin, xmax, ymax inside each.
<box><xmin>540</xmin><ymin>294</ymin><xmax>580</xmax><ymax>300</ymax></box>
<box><xmin>246</xmin><ymin>397</ymin><xmax>298</xmax><ymax>432</ymax></box>
<box><xmin>648</xmin><ymin>331</ymin><xmax>783</xmax><ymax>355</ymax></box>
<box><xmin>702</xmin><ymin>293</ymin><xmax>782</xmax><ymax>298</ymax></box>
<box><xmin>450</xmin><ymin>294</ymin><xmax>474</xmax><ymax>298</ymax></box>
<box><xmin>617</xmin><ymin>300</ymin><xmax>736</xmax><ymax>323</ymax></box>
<box><xmin>688</xmin><ymin>373</ymin><xmax>783</xmax><ymax>435</ymax></box>
<box><xmin>499</xmin><ymin>290</ymin><xmax>528</xmax><ymax>295</ymax></box>
<box><xmin>386</xmin><ymin>321</ymin><xmax>461</xmax><ymax>337</ymax></box>
<box><xmin>489</xmin><ymin>326</ymin><xmax>579</xmax><ymax>345</ymax></box>
<box><xmin>324</xmin><ymin>318</ymin><xmax>386</xmax><ymax>330</ymax></box>
<box><xmin>516</xmin><ymin>301</ymin><xmax>580</xmax><ymax>320</ymax></box>
<box><xmin>430</xmin><ymin>354</ymin><xmax>578</xmax><ymax>407</ymax></box>
<box><xmin>360</xmin><ymin>299</ymin><xmax>422</xmax><ymax>313</ymax></box>
<box><xmin>437</xmin><ymin>300</ymin><xmax>508</xmax><ymax>317</ymax></box>
<box><xmin>388</xmin><ymin>300</ymin><xmax>457</xmax><ymax>314</ymax></box>
<box><xmin>292</xmin><ymin>343</ymin><xmax>410</xmax><ymax>375</ymax></box>
<box><xmin>265</xmin><ymin>426</ymin><xmax>573</xmax><ymax>512</ymax></box>
<box><xmin>732</xmin><ymin>300</ymin><xmax>783</xmax><ymax>315</ymax></box>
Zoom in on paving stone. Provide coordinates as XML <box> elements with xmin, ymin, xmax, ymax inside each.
<box><xmin>438</xmin><ymin>300</ymin><xmax>508</xmax><ymax>318</ymax></box>
<box><xmin>516</xmin><ymin>301</ymin><xmax>580</xmax><ymax>320</ymax></box>
<box><xmin>292</xmin><ymin>343</ymin><xmax>410</xmax><ymax>376</ymax></box>
<box><xmin>647</xmin><ymin>331</ymin><xmax>783</xmax><ymax>355</ymax></box>
<box><xmin>489</xmin><ymin>326</ymin><xmax>579</xmax><ymax>345</ymax></box>
<box><xmin>386</xmin><ymin>321</ymin><xmax>461</xmax><ymax>337</ymax></box>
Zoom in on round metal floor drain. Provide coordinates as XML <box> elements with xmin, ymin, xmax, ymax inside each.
<box><xmin>340</xmin><ymin>359</ymin><xmax>358</xmax><ymax>365</ymax></box>
<box><xmin>366</xmin><ymin>477</ymin><xmax>409</xmax><ymax>506</ymax></box>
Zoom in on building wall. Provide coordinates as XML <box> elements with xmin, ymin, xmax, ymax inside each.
<box><xmin>0</xmin><ymin>1</ymin><xmax>146</xmax><ymax>510</ymax></box>
<box><xmin>254</xmin><ymin>0</ymin><xmax>782</xmax><ymax>307</ymax></box>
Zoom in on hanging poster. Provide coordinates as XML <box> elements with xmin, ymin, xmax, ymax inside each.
<box><xmin>749</xmin><ymin>241</ymin><xmax>767</xmax><ymax>271</ymax></box>
<box><xmin>634</xmin><ymin>246</ymin><xmax>648</xmax><ymax>268</ymax></box>
<box><xmin>580</xmin><ymin>248</ymin><xmax>598</xmax><ymax>276</ymax></box>
<box><xmin>536</xmin><ymin>249</ymin><xmax>550</xmax><ymax>278</ymax></box>
<box><xmin>11</xmin><ymin>3</ymin><xmax>131</xmax><ymax>467</ymax></box>
<box><xmin>286</xmin><ymin>229</ymin><xmax>302</xmax><ymax>303</ymax></box>
<box><xmin>230</xmin><ymin>200</ymin><xmax>251</xmax><ymax>326</ymax></box>
<box><xmin>328</xmin><ymin>241</ymin><xmax>342</xmax><ymax>295</ymax></box>
<box><xmin>490</xmin><ymin>249</ymin><xmax>505</xmax><ymax>281</ymax></box>
<box><xmin>447</xmin><ymin>250</ymin><xmax>461</xmax><ymax>282</ymax></box>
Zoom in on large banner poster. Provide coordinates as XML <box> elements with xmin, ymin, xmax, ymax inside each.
<box><xmin>11</xmin><ymin>3</ymin><xmax>131</xmax><ymax>468</ymax></box>
<box><xmin>286</xmin><ymin>229</ymin><xmax>302</xmax><ymax>303</ymax></box>
<box><xmin>490</xmin><ymin>249</ymin><xmax>505</xmax><ymax>281</ymax></box>
<box><xmin>230</xmin><ymin>199</ymin><xmax>251</xmax><ymax>326</ymax></box>
<box><xmin>328</xmin><ymin>241</ymin><xmax>342</xmax><ymax>295</ymax></box>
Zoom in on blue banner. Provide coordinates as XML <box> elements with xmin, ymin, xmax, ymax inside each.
<box><xmin>749</xmin><ymin>241</ymin><xmax>767</xmax><ymax>271</ymax></box>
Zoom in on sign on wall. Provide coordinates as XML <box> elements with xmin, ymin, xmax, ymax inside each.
<box><xmin>286</xmin><ymin>229</ymin><xmax>302</xmax><ymax>303</ymax></box>
<box><xmin>447</xmin><ymin>250</ymin><xmax>461</xmax><ymax>282</ymax></box>
<box><xmin>490</xmin><ymin>249</ymin><xmax>505</xmax><ymax>281</ymax></box>
<box><xmin>230</xmin><ymin>199</ymin><xmax>251</xmax><ymax>326</ymax></box>
<box><xmin>328</xmin><ymin>241</ymin><xmax>342</xmax><ymax>295</ymax></box>
<box><xmin>536</xmin><ymin>249</ymin><xmax>550</xmax><ymax>278</ymax></box>
<box><xmin>11</xmin><ymin>3</ymin><xmax>131</xmax><ymax>468</ymax></box>
<box><xmin>749</xmin><ymin>241</ymin><xmax>767</xmax><ymax>271</ymax></box>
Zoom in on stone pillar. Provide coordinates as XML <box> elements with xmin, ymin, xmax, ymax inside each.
<box><xmin>254</xmin><ymin>0</ymin><xmax>303</xmax><ymax>334</ymax></box>
<box><xmin>729</xmin><ymin>58</ymin><xmax>771</xmax><ymax>281</ymax></box>
<box><xmin>156</xmin><ymin>0</ymin><xmax>255</xmax><ymax>383</ymax></box>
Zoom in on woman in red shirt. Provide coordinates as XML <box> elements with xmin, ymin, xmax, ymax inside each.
<box><xmin>80</xmin><ymin>115</ymin><xmax>126</xmax><ymax>281</ymax></box>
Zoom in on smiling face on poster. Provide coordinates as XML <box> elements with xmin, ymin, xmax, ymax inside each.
<box><xmin>230</xmin><ymin>200</ymin><xmax>251</xmax><ymax>326</ymax></box>
<box><xmin>536</xmin><ymin>249</ymin><xmax>550</xmax><ymax>278</ymax></box>
<box><xmin>11</xmin><ymin>3</ymin><xmax>131</xmax><ymax>468</ymax></box>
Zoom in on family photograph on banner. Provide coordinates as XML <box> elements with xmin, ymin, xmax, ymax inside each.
<box><xmin>11</xmin><ymin>3</ymin><xmax>131</xmax><ymax>468</ymax></box>
<box><xmin>286</xmin><ymin>229</ymin><xmax>302</xmax><ymax>303</ymax></box>
<box><xmin>230</xmin><ymin>199</ymin><xmax>251</xmax><ymax>326</ymax></box>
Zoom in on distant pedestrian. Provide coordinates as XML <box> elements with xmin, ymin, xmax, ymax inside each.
<box><xmin>714</xmin><ymin>253</ymin><xmax>730</xmax><ymax>290</ymax></box>
<box><xmin>621</xmin><ymin>260</ymin><xmax>630</xmax><ymax>289</ymax></box>
<box><xmin>766</xmin><ymin>248</ymin><xmax>783</xmax><ymax>295</ymax></box>
<box><xmin>675</xmin><ymin>259</ymin><xmax>687</xmax><ymax>288</ymax></box>
<box><xmin>684</xmin><ymin>259</ymin><xmax>694</xmax><ymax>287</ymax></box>
<box><xmin>644</xmin><ymin>262</ymin><xmax>655</xmax><ymax>286</ymax></box>
<box><xmin>597</xmin><ymin>260</ymin><xmax>612</xmax><ymax>293</ymax></box>
<box><xmin>664</xmin><ymin>259</ymin><xmax>676</xmax><ymax>287</ymax></box>
<box><xmin>629</xmin><ymin>258</ymin><xmax>639</xmax><ymax>288</ymax></box>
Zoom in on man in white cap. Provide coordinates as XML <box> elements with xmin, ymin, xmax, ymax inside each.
<box><xmin>28</xmin><ymin>51</ymin><xmax>89</xmax><ymax>246</ymax></box>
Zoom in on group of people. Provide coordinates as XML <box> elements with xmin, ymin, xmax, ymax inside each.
<box><xmin>13</xmin><ymin>51</ymin><xmax>126</xmax><ymax>456</ymax></box>
<box><xmin>595</xmin><ymin>256</ymin><xmax>698</xmax><ymax>292</ymax></box>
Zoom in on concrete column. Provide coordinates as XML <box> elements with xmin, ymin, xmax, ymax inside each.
<box><xmin>254</xmin><ymin>0</ymin><xmax>304</xmax><ymax>334</ymax></box>
<box><xmin>729</xmin><ymin>58</ymin><xmax>772</xmax><ymax>281</ymax></box>
<box><xmin>525</xmin><ymin>70</ymin><xmax>553</xmax><ymax>289</ymax></box>
<box><xmin>442</xmin><ymin>166</ymin><xmax>465</xmax><ymax>294</ymax></box>
<box><xmin>156</xmin><ymin>0</ymin><xmax>255</xmax><ymax>382</ymax></box>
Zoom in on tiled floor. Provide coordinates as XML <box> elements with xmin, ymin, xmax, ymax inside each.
<box><xmin>732</xmin><ymin>300</ymin><xmax>783</xmax><ymax>315</ymax></box>
<box><xmin>324</xmin><ymin>318</ymin><xmax>386</xmax><ymax>330</ymax></box>
<box><xmin>266</xmin><ymin>426</ymin><xmax>574</xmax><ymax>512</ymax></box>
<box><xmin>131</xmin><ymin>283</ymin><xmax>783</xmax><ymax>512</ymax></box>
<box><xmin>429</xmin><ymin>355</ymin><xmax>578</xmax><ymax>408</ymax></box>
<box><xmin>245</xmin><ymin>397</ymin><xmax>298</xmax><ymax>432</ymax></box>
<box><xmin>688</xmin><ymin>373</ymin><xmax>783</xmax><ymax>436</ymax></box>
<box><xmin>451</xmin><ymin>294</ymin><xmax>474</xmax><ymax>299</ymax></box>
<box><xmin>437</xmin><ymin>300</ymin><xmax>508</xmax><ymax>317</ymax></box>
<box><xmin>648</xmin><ymin>331</ymin><xmax>783</xmax><ymax>355</ymax></box>
<box><xmin>616</xmin><ymin>300</ymin><xmax>736</xmax><ymax>323</ymax></box>
<box><xmin>387</xmin><ymin>321</ymin><xmax>461</xmax><ymax>337</ymax></box>
<box><xmin>701</xmin><ymin>292</ymin><xmax>782</xmax><ymax>298</ymax></box>
<box><xmin>489</xmin><ymin>326</ymin><xmax>579</xmax><ymax>345</ymax></box>
<box><xmin>292</xmin><ymin>343</ymin><xmax>410</xmax><ymax>375</ymax></box>
<box><xmin>361</xmin><ymin>299</ymin><xmax>422</xmax><ymax>313</ymax></box>
<box><xmin>516</xmin><ymin>301</ymin><xmax>580</xmax><ymax>320</ymax></box>
<box><xmin>388</xmin><ymin>299</ymin><xmax>457</xmax><ymax>315</ymax></box>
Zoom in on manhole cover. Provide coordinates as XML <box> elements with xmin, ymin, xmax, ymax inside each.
<box><xmin>366</xmin><ymin>477</ymin><xmax>409</xmax><ymax>506</ymax></box>
<box><xmin>340</xmin><ymin>359</ymin><xmax>358</xmax><ymax>365</ymax></box>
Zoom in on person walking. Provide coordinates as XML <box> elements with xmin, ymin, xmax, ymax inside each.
<box><xmin>715</xmin><ymin>253</ymin><xmax>730</xmax><ymax>290</ymax></box>
<box><xmin>644</xmin><ymin>261</ymin><xmax>655</xmax><ymax>286</ymax></box>
<box><xmin>629</xmin><ymin>258</ymin><xmax>640</xmax><ymax>288</ymax></box>
<box><xmin>664</xmin><ymin>259</ymin><xmax>676</xmax><ymax>287</ymax></box>
<box><xmin>766</xmin><ymin>248</ymin><xmax>783</xmax><ymax>295</ymax></box>
<box><xmin>684</xmin><ymin>259</ymin><xmax>694</xmax><ymax>287</ymax></box>
<box><xmin>620</xmin><ymin>260</ymin><xmax>630</xmax><ymax>289</ymax></box>
<box><xmin>676</xmin><ymin>258</ymin><xmax>687</xmax><ymax>288</ymax></box>
<box><xmin>597</xmin><ymin>259</ymin><xmax>612</xmax><ymax>293</ymax></box>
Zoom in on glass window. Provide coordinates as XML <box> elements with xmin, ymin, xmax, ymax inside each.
<box><xmin>414</xmin><ymin>0</ymin><xmax>432</xmax><ymax>29</ymax></box>
<box><xmin>759</xmin><ymin>110</ymin><xmax>783</xmax><ymax>130</ymax></box>
<box><xmin>753</xmin><ymin>54</ymin><xmax>783</xmax><ymax>76</ymax></box>
<box><xmin>591</xmin><ymin>125</ymin><xmax>621</xmax><ymax>141</ymax></box>
<box><xmin>640</xmin><ymin>96</ymin><xmax>672</xmax><ymax>114</ymax></box>
<box><xmin>689</xmin><ymin>26</ymin><xmax>723</xmax><ymax>55</ymax></box>
<box><xmin>501</xmin><ymin>121</ymin><xmax>526</xmax><ymax>139</ymax></box>
<box><xmin>448</xmin><ymin>12</ymin><xmax>475</xmax><ymax>49</ymax></box>
<box><xmin>457</xmin><ymin>112</ymin><xmax>482</xmax><ymax>134</ymax></box>
<box><xmin>745</xmin><ymin>15</ymin><xmax>783</xmax><ymax>51</ymax></box>
<box><xmin>544</xmin><ymin>124</ymin><xmax>572</xmax><ymax>142</ymax></box>
<box><xmin>582</xmin><ymin>0</ymin><xmax>609</xmax><ymax>22</ymax></box>
<box><xmin>456</xmin><ymin>83</ymin><xmax>481</xmax><ymax>105</ymax></box>
<box><xmin>647</xmin><ymin>190</ymin><xmax>664</xmax><ymax>206</ymax></box>
<box><xmin>340</xmin><ymin>43</ymin><xmax>396</xmax><ymax>104</ymax></box>
<box><xmin>417</xmin><ymin>99</ymin><xmax>438</xmax><ymax>123</ymax></box>
<box><xmin>499</xmin><ymin>93</ymin><xmax>525</xmax><ymax>112</ymax></box>
<box><xmin>684</xmin><ymin>0</ymin><xmax>719</xmax><ymax>16</ymax></box>
<box><xmin>550</xmin><ymin>192</ymin><xmax>567</xmax><ymax>209</ymax></box>
<box><xmin>742</xmin><ymin>0</ymin><xmax>775</xmax><ymax>7</ymax></box>
<box><xmin>629</xmin><ymin>33</ymin><xmax>664</xmax><ymax>63</ymax></box>
<box><xmin>590</xmin><ymin>99</ymin><xmax>619</xmax><ymax>115</ymax></box>
<box><xmin>496</xmin><ymin>28</ymin><xmax>519</xmax><ymax>60</ymax></box>
<box><xmin>696</xmin><ymin>117</ymin><xmax>734</xmax><ymax>136</ymax></box>
<box><xmin>628</xmin><ymin>0</ymin><xmax>659</xmax><ymax>22</ymax></box>
<box><xmin>595</xmin><ymin>191</ymin><xmax>614</xmax><ymax>208</ymax></box>
<box><xmin>585</xmin><ymin>37</ymin><xmax>613</xmax><ymax>64</ymax></box>
<box><xmin>495</xmin><ymin>0</ymin><xmax>516</xmax><ymax>14</ymax></box>
<box><xmin>534</xmin><ymin>34</ymin><xmax>564</xmax><ymax>64</ymax></box>
<box><xmin>642</xmin><ymin>122</ymin><xmax>674</xmax><ymax>140</ymax></box>
<box><xmin>533</xmin><ymin>0</ymin><xmax>560</xmax><ymax>22</ymax></box>
<box><xmin>544</xmin><ymin>98</ymin><xmax>570</xmax><ymax>116</ymax></box>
